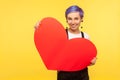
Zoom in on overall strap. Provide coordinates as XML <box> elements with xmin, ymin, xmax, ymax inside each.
<box><xmin>81</xmin><ymin>31</ymin><xmax>84</xmax><ymax>38</ymax></box>
<box><xmin>65</xmin><ymin>28</ymin><xmax>68</xmax><ymax>36</ymax></box>
<box><xmin>65</xmin><ymin>28</ymin><xmax>68</xmax><ymax>39</ymax></box>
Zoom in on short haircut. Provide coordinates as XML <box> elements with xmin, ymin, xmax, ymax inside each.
<box><xmin>65</xmin><ymin>5</ymin><xmax>84</xmax><ymax>19</ymax></box>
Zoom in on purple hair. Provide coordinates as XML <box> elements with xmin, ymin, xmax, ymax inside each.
<box><xmin>65</xmin><ymin>5</ymin><xmax>84</xmax><ymax>19</ymax></box>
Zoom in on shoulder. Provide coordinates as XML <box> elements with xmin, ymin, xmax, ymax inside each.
<box><xmin>82</xmin><ymin>32</ymin><xmax>90</xmax><ymax>40</ymax></box>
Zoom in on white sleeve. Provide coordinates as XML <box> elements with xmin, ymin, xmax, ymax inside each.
<box><xmin>83</xmin><ymin>32</ymin><xmax>90</xmax><ymax>40</ymax></box>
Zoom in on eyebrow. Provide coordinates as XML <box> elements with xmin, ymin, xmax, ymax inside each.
<box><xmin>67</xmin><ymin>17</ymin><xmax>72</xmax><ymax>19</ymax></box>
<box><xmin>67</xmin><ymin>17</ymin><xmax>79</xmax><ymax>19</ymax></box>
<box><xmin>74</xmin><ymin>17</ymin><xmax>79</xmax><ymax>19</ymax></box>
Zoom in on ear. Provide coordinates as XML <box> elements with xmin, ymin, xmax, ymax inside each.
<box><xmin>66</xmin><ymin>20</ymin><xmax>68</xmax><ymax>23</ymax></box>
<box><xmin>81</xmin><ymin>19</ymin><xmax>83</xmax><ymax>22</ymax></box>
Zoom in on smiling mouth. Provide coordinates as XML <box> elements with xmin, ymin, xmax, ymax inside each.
<box><xmin>71</xmin><ymin>25</ymin><xmax>77</xmax><ymax>28</ymax></box>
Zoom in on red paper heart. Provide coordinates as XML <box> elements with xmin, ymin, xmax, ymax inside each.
<box><xmin>34</xmin><ymin>17</ymin><xmax>97</xmax><ymax>71</ymax></box>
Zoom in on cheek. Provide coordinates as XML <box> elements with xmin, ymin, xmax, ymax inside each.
<box><xmin>67</xmin><ymin>20</ymin><xmax>72</xmax><ymax>25</ymax></box>
<box><xmin>76</xmin><ymin>22</ymin><xmax>81</xmax><ymax>27</ymax></box>
<box><xmin>76</xmin><ymin>20</ymin><xmax>81</xmax><ymax>24</ymax></box>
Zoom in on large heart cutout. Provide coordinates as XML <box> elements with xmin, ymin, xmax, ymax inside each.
<box><xmin>34</xmin><ymin>17</ymin><xmax>97</xmax><ymax>71</ymax></box>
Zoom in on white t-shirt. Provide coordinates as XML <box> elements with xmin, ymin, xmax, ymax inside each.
<box><xmin>68</xmin><ymin>31</ymin><xmax>90</xmax><ymax>40</ymax></box>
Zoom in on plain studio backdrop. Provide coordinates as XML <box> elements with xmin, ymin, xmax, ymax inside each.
<box><xmin>0</xmin><ymin>0</ymin><xmax>120</xmax><ymax>80</ymax></box>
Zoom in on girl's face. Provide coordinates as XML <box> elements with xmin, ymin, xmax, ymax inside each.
<box><xmin>66</xmin><ymin>11</ymin><xmax>82</xmax><ymax>31</ymax></box>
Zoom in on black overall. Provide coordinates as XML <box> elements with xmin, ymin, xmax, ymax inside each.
<box><xmin>57</xmin><ymin>29</ymin><xmax>89</xmax><ymax>80</ymax></box>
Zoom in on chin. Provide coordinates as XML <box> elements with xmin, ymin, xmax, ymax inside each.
<box><xmin>71</xmin><ymin>27</ymin><xmax>77</xmax><ymax>31</ymax></box>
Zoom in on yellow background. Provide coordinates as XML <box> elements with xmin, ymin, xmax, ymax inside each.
<box><xmin>0</xmin><ymin>0</ymin><xmax>120</xmax><ymax>80</ymax></box>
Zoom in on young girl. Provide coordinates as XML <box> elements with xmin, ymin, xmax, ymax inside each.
<box><xmin>34</xmin><ymin>5</ymin><xmax>97</xmax><ymax>80</ymax></box>
<box><xmin>57</xmin><ymin>5</ymin><xmax>97</xmax><ymax>80</ymax></box>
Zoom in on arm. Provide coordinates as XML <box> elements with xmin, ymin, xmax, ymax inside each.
<box><xmin>34</xmin><ymin>20</ymin><xmax>41</xmax><ymax>30</ymax></box>
<box><xmin>89</xmin><ymin>57</ymin><xmax>97</xmax><ymax>66</ymax></box>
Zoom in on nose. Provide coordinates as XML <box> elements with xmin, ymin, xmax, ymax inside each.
<box><xmin>71</xmin><ymin>20</ymin><xmax>75</xmax><ymax>25</ymax></box>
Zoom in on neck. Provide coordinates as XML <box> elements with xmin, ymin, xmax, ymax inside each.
<box><xmin>68</xmin><ymin>28</ymin><xmax>80</xmax><ymax>34</ymax></box>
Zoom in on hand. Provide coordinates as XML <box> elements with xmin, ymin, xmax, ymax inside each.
<box><xmin>34</xmin><ymin>20</ymin><xmax>41</xmax><ymax>30</ymax></box>
<box><xmin>89</xmin><ymin>57</ymin><xmax>97</xmax><ymax>66</ymax></box>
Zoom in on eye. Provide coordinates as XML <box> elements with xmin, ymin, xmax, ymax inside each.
<box><xmin>67</xmin><ymin>17</ymin><xmax>72</xmax><ymax>20</ymax></box>
<box><xmin>74</xmin><ymin>17</ymin><xmax>79</xmax><ymax>20</ymax></box>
